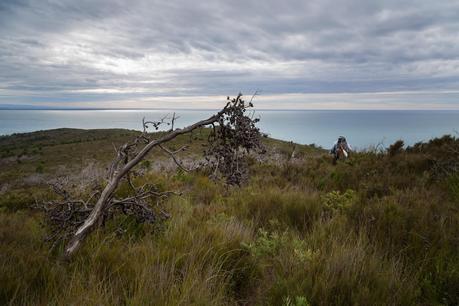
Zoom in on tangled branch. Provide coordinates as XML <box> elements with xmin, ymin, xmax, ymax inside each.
<box><xmin>205</xmin><ymin>94</ymin><xmax>265</xmax><ymax>185</ymax></box>
<box><xmin>38</xmin><ymin>93</ymin><xmax>263</xmax><ymax>258</ymax></box>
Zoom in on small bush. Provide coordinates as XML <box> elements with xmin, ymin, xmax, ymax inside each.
<box><xmin>321</xmin><ymin>189</ymin><xmax>357</xmax><ymax>212</ymax></box>
<box><xmin>388</xmin><ymin>139</ymin><xmax>404</xmax><ymax>156</ymax></box>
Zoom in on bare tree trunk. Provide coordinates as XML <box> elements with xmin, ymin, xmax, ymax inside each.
<box><xmin>64</xmin><ymin>111</ymin><xmax>225</xmax><ymax>258</ymax></box>
<box><xmin>38</xmin><ymin>94</ymin><xmax>263</xmax><ymax>258</ymax></box>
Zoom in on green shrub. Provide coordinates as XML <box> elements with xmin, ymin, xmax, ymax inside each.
<box><xmin>321</xmin><ymin>189</ymin><xmax>357</xmax><ymax>212</ymax></box>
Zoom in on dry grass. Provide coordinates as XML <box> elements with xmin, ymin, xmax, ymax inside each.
<box><xmin>0</xmin><ymin>130</ymin><xmax>458</xmax><ymax>305</ymax></box>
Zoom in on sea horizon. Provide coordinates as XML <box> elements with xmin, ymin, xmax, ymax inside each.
<box><xmin>2</xmin><ymin>107</ymin><xmax>459</xmax><ymax>111</ymax></box>
<box><xmin>2</xmin><ymin>109</ymin><xmax>458</xmax><ymax>150</ymax></box>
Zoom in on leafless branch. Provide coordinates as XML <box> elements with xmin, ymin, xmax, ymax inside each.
<box><xmin>38</xmin><ymin>94</ymin><xmax>264</xmax><ymax>259</ymax></box>
<box><xmin>159</xmin><ymin>144</ymin><xmax>193</xmax><ymax>172</ymax></box>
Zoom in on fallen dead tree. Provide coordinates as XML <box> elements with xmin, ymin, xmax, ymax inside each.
<box><xmin>38</xmin><ymin>94</ymin><xmax>263</xmax><ymax>258</ymax></box>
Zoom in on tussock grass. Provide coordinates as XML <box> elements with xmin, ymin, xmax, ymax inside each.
<box><xmin>1</xmin><ymin>130</ymin><xmax>458</xmax><ymax>305</ymax></box>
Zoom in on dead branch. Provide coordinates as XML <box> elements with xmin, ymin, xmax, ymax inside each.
<box><xmin>205</xmin><ymin>95</ymin><xmax>265</xmax><ymax>185</ymax></box>
<box><xmin>38</xmin><ymin>94</ymin><xmax>263</xmax><ymax>258</ymax></box>
<box><xmin>159</xmin><ymin>144</ymin><xmax>192</xmax><ymax>172</ymax></box>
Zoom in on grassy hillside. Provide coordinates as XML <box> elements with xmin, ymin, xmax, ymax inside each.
<box><xmin>0</xmin><ymin>129</ymin><xmax>458</xmax><ymax>305</ymax></box>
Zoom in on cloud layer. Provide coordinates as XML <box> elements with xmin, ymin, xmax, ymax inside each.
<box><xmin>1</xmin><ymin>0</ymin><xmax>459</xmax><ymax>109</ymax></box>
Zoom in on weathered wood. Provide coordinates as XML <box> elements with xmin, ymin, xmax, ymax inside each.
<box><xmin>37</xmin><ymin>94</ymin><xmax>262</xmax><ymax>258</ymax></box>
<box><xmin>64</xmin><ymin>107</ymin><xmax>229</xmax><ymax>258</ymax></box>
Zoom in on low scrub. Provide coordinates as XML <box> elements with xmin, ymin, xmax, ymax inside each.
<box><xmin>0</xmin><ymin>131</ymin><xmax>458</xmax><ymax>305</ymax></box>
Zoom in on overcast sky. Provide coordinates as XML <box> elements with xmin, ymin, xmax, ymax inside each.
<box><xmin>1</xmin><ymin>0</ymin><xmax>459</xmax><ymax>109</ymax></box>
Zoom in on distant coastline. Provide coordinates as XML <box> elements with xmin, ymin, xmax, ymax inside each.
<box><xmin>1</xmin><ymin>109</ymin><xmax>458</xmax><ymax>148</ymax></box>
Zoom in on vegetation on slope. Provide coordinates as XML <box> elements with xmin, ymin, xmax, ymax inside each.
<box><xmin>0</xmin><ymin>129</ymin><xmax>458</xmax><ymax>305</ymax></box>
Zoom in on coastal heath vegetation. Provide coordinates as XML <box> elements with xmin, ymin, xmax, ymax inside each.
<box><xmin>0</xmin><ymin>129</ymin><xmax>458</xmax><ymax>305</ymax></box>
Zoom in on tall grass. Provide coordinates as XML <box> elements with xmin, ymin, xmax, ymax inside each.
<box><xmin>1</xmin><ymin>132</ymin><xmax>458</xmax><ymax>305</ymax></box>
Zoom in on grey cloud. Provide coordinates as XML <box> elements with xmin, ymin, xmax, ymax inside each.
<box><xmin>0</xmin><ymin>0</ymin><xmax>459</xmax><ymax>108</ymax></box>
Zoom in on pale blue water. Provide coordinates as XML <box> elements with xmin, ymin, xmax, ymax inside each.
<box><xmin>1</xmin><ymin>110</ymin><xmax>458</xmax><ymax>150</ymax></box>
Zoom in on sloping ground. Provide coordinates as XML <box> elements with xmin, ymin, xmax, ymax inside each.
<box><xmin>0</xmin><ymin>128</ymin><xmax>322</xmax><ymax>188</ymax></box>
<box><xmin>0</xmin><ymin>130</ymin><xmax>458</xmax><ymax>305</ymax></box>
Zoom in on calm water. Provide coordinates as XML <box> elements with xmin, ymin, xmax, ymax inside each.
<box><xmin>1</xmin><ymin>109</ymin><xmax>458</xmax><ymax>150</ymax></box>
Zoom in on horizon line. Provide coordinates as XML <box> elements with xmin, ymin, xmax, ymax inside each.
<box><xmin>2</xmin><ymin>107</ymin><xmax>459</xmax><ymax>111</ymax></box>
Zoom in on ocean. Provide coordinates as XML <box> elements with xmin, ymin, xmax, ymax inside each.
<box><xmin>1</xmin><ymin>109</ymin><xmax>458</xmax><ymax>150</ymax></box>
